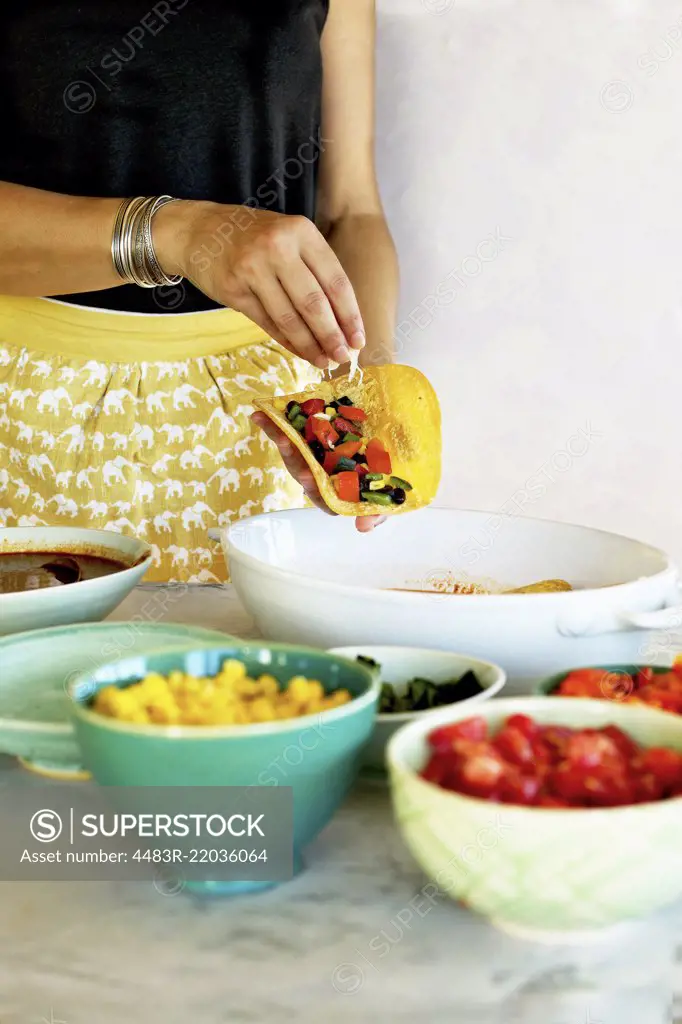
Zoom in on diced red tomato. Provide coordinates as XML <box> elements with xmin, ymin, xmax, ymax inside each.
<box><xmin>536</xmin><ymin>796</ymin><xmax>571</xmax><ymax>808</ymax></box>
<box><xmin>457</xmin><ymin>745</ymin><xmax>506</xmax><ymax>797</ymax></box>
<box><xmin>304</xmin><ymin>417</ymin><xmax>316</xmax><ymax>442</ymax></box>
<box><xmin>300</xmin><ymin>398</ymin><xmax>325</xmax><ymax>415</ymax></box>
<box><xmin>549</xmin><ymin>763</ymin><xmax>589</xmax><ymax>804</ymax></box>
<box><xmin>644</xmin><ymin>672</ymin><xmax>682</xmax><ymax>691</ymax></box>
<box><xmin>635</xmin><ymin>747</ymin><xmax>682</xmax><ymax>789</ymax></box>
<box><xmin>421</xmin><ymin>712</ymin><xmax>682</xmax><ymax>810</ymax></box>
<box><xmin>565</xmin><ymin>730</ymin><xmax>623</xmax><ymax>769</ymax></box>
<box><xmin>633</xmin><ymin>772</ymin><xmax>666</xmax><ymax>804</ymax></box>
<box><xmin>600</xmin><ymin>672</ymin><xmax>635</xmax><ymax>701</ymax></box>
<box><xmin>420</xmin><ymin>753</ymin><xmax>452</xmax><ymax>787</ymax></box>
<box><xmin>584</xmin><ymin>769</ymin><xmax>636</xmax><ymax>807</ymax></box>
<box><xmin>355</xmin><ymin>464</ymin><xmax>369</xmax><ymax>478</ymax></box>
<box><xmin>341</xmin><ymin>406</ymin><xmax>366</xmax><ymax>422</ymax></box>
<box><xmin>554</xmin><ymin>662</ymin><xmax>682</xmax><ymax>718</ymax></box>
<box><xmin>600</xmin><ymin>725</ymin><xmax>639</xmax><ymax>759</ymax></box>
<box><xmin>332</xmin><ymin>471</ymin><xmax>359</xmax><ymax>503</ymax></box>
<box><xmin>311</xmin><ymin>418</ymin><xmax>339</xmax><ymax>449</ymax></box>
<box><xmin>331</xmin><ymin>416</ymin><xmax>358</xmax><ymax>435</ymax></box>
<box><xmin>493</xmin><ymin>725</ymin><xmax>536</xmax><ymax>767</ymax></box>
<box><xmin>334</xmin><ymin>440</ymin><xmax>362</xmax><ymax>459</ymax></box>
<box><xmin>365</xmin><ymin>438</ymin><xmax>392</xmax><ymax>475</ymax></box>
<box><xmin>323</xmin><ymin>451</ymin><xmax>341</xmax><ymax>473</ymax></box>
<box><xmin>556</xmin><ymin>669</ymin><xmax>614</xmax><ymax>699</ymax></box>
<box><xmin>636</xmin><ymin>667</ymin><xmax>655</xmax><ymax>687</ymax></box>
<box><xmin>505</xmin><ymin>714</ymin><xmax>539</xmax><ymax>739</ymax></box>
<box><xmin>427</xmin><ymin>717</ymin><xmax>487</xmax><ymax>752</ymax></box>
<box><xmin>540</xmin><ymin>726</ymin><xmax>572</xmax><ymax>761</ymax></box>
<box><xmin>497</xmin><ymin>770</ymin><xmax>542</xmax><ymax>806</ymax></box>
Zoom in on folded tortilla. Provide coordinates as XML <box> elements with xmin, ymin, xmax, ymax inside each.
<box><xmin>254</xmin><ymin>364</ymin><xmax>442</xmax><ymax>516</ymax></box>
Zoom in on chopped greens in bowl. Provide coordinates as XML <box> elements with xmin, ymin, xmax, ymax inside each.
<box><xmin>355</xmin><ymin>655</ymin><xmax>485</xmax><ymax>713</ymax></box>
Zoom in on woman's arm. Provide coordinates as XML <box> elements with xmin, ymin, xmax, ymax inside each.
<box><xmin>0</xmin><ymin>181</ymin><xmax>123</xmax><ymax>295</ymax></box>
<box><xmin>0</xmin><ymin>179</ymin><xmax>363</xmax><ymax>368</ymax></box>
<box><xmin>317</xmin><ymin>0</ymin><xmax>399</xmax><ymax>367</ymax></box>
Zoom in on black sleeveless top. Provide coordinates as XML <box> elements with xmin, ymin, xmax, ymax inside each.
<box><xmin>1</xmin><ymin>0</ymin><xmax>329</xmax><ymax>313</ymax></box>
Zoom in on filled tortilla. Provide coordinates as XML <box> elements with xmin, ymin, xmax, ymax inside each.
<box><xmin>254</xmin><ymin>364</ymin><xmax>441</xmax><ymax>516</ymax></box>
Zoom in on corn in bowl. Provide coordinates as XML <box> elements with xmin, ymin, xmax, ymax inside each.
<box><xmin>91</xmin><ymin>659</ymin><xmax>353</xmax><ymax>726</ymax></box>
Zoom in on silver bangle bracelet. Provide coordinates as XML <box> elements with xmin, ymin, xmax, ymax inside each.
<box><xmin>111</xmin><ymin>195</ymin><xmax>183</xmax><ymax>289</ymax></box>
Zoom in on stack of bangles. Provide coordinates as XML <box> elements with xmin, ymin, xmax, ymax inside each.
<box><xmin>111</xmin><ymin>195</ymin><xmax>183</xmax><ymax>288</ymax></box>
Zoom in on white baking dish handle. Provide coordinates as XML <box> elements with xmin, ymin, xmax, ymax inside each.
<box><xmin>618</xmin><ymin>604</ymin><xmax>682</xmax><ymax>631</ymax></box>
<box><xmin>557</xmin><ymin>587</ymin><xmax>682</xmax><ymax>638</ymax></box>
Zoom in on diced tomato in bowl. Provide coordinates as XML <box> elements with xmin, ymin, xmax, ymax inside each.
<box><xmin>386</xmin><ymin>696</ymin><xmax>682</xmax><ymax>934</ymax></box>
<box><xmin>539</xmin><ymin>664</ymin><xmax>682</xmax><ymax>719</ymax></box>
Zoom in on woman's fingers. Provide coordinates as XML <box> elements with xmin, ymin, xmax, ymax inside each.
<box><xmin>355</xmin><ymin>514</ymin><xmax>387</xmax><ymax>532</ymax></box>
<box><xmin>301</xmin><ymin>234</ymin><xmax>366</xmax><ymax>353</ymax></box>
<box><xmin>276</xmin><ymin>261</ymin><xmax>350</xmax><ymax>365</ymax></box>
<box><xmin>250</xmin><ymin>275</ymin><xmax>331</xmax><ymax>368</ymax></box>
<box><xmin>251</xmin><ymin>413</ymin><xmax>333</xmax><ymax>515</ymax></box>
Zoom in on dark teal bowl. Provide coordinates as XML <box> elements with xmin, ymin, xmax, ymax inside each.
<box><xmin>68</xmin><ymin>642</ymin><xmax>379</xmax><ymax>897</ymax></box>
<box><xmin>538</xmin><ymin>664</ymin><xmax>673</xmax><ymax>698</ymax></box>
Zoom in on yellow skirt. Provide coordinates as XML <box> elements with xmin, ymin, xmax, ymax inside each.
<box><xmin>0</xmin><ymin>295</ymin><xmax>321</xmax><ymax>582</ymax></box>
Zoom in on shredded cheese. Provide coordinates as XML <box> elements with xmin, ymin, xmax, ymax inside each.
<box><xmin>347</xmin><ymin>347</ymin><xmax>363</xmax><ymax>383</ymax></box>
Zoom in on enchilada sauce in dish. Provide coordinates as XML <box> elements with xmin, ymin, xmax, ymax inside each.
<box><xmin>0</xmin><ymin>552</ymin><xmax>128</xmax><ymax>594</ymax></box>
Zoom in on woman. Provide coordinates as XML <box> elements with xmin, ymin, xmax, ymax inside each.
<box><xmin>0</xmin><ymin>0</ymin><xmax>398</xmax><ymax>581</ymax></box>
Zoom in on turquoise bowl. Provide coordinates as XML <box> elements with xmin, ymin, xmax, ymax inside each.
<box><xmin>68</xmin><ymin>642</ymin><xmax>379</xmax><ymax>897</ymax></box>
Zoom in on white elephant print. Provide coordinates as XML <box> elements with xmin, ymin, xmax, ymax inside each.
<box><xmin>9</xmin><ymin>389</ymin><xmax>36</xmax><ymax>410</ymax></box>
<box><xmin>161</xmin><ymin>478</ymin><xmax>183</xmax><ymax>500</ymax></box>
<box><xmin>146</xmin><ymin>391</ymin><xmax>167</xmax><ymax>414</ymax></box>
<box><xmin>167</xmin><ymin>545</ymin><xmax>190</xmax><ymax>568</ymax></box>
<box><xmin>158</xmin><ymin>424</ymin><xmax>184</xmax><ymax>445</ymax></box>
<box><xmin>243</xmin><ymin>467</ymin><xmax>264</xmax><ymax>486</ymax></box>
<box><xmin>172</xmin><ymin>383</ymin><xmax>203</xmax><ymax>410</ymax></box>
<box><xmin>58</xmin><ymin>425</ymin><xmax>86</xmax><ymax>454</ymax></box>
<box><xmin>208</xmin><ymin>467</ymin><xmax>240</xmax><ymax>494</ymax></box>
<box><xmin>132</xmin><ymin>423</ymin><xmax>155</xmax><ymax>449</ymax></box>
<box><xmin>37</xmin><ymin>387</ymin><xmax>73</xmax><ymax>414</ymax></box>
<box><xmin>153</xmin><ymin>511</ymin><xmax>176</xmax><ymax>533</ymax></box>
<box><xmin>133</xmin><ymin>480</ymin><xmax>155</xmax><ymax>503</ymax></box>
<box><xmin>83</xmin><ymin>500</ymin><xmax>108</xmax><ymax>518</ymax></box>
<box><xmin>49</xmin><ymin>494</ymin><xmax>78</xmax><ymax>517</ymax></box>
<box><xmin>27</xmin><ymin>454</ymin><xmax>55</xmax><ymax>479</ymax></box>
<box><xmin>181</xmin><ymin>502</ymin><xmax>216</xmax><ymax>531</ymax></box>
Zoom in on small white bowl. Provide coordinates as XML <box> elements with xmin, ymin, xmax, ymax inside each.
<box><xmin>0</xmin><ymin>527</ymin><xmax>151</xmax><ymax>636</ymax></box>
<box><xmin>327</xmin><ymin>645</ymin><xmax>506</xmax><ymax>771</ymax></box>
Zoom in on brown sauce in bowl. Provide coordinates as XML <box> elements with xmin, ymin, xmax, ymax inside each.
<box><xmin>0</xmin><ymin>552</ymin><xmax>129</xmax><ymax>594</ymax></box>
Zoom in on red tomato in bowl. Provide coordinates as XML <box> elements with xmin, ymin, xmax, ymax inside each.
<box><xmin>420</xmin><ymin>713</ymin><xmax>682</xmax><ymax>810</ymax></box>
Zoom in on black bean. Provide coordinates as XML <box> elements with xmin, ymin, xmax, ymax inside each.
<box><xmin>391</xmin><ymin>488</ymin><xmax>406</xmax><ymax>505</ymax></box>
<box><xmin>337</xmin><ymin>396</ymin><xmax>353</xmax><ymax>406</ymax></box>
<box><xmin>308</xmin><ymin>440</ymin><xmax>325</xmax><ymax>463</ymax></box>
<box><xmin>353</xmin><ymin>453</ymin><xmax>367</xmax><ymax>465</ymax></box>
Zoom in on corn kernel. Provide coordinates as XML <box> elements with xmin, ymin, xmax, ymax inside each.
<box><xmin>91</xmin><ymin>662</ymin><xmax>353</xmax><ymax>728</ymax></box>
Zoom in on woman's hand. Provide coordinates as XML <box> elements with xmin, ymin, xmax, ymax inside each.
<box><xmin>251</xmin><ymin>413</ymin><xmax>386</xmax><ymax>533</ymax></box>
<box><xmin>154</xmin><ymin>202</ymin><xmax>366</xmax><ymax>370</ymax></box>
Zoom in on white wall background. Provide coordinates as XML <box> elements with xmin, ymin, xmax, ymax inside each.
<box><xmin>375</xmin><ymin>0</ymin><xmax>682</xmax><ymax>567</ymax></box>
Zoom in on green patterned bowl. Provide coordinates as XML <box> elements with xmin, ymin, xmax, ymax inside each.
<box><xmin>0</xmin><ymin>622</ymin><xmax>238</xmax><ymax>779</ymax></box>
<box><xmin>387</xmin><ymin>696</ymin><xmax>682</xmax><ymax>943</ymax></box>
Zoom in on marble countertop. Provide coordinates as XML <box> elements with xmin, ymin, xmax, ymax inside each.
<box><xmin>0</xmin><ymin>585</ymin><xmax>680</xmax><ymax>1024</ymax></box>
